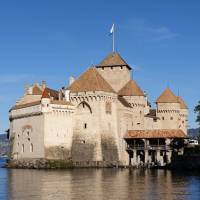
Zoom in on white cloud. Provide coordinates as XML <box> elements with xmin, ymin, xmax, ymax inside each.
<box><xmin>121</xmin><ymin>19</ymin><xmax>178</xmax><ymax>41</ymax></box>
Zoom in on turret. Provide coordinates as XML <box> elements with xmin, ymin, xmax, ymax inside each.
<box><xmin>156</xmin><ymin>88</ymin><xmax>180</xmax><ymax>130</ymax></box>
<box><xmin>41</xmin><ymin>89</ymin><xmax>51</xmax><ymax>112</ymax></box>
<box><xmin>118</xmin><ymin>79</ymin><xmax>147</xmax><ymax>129</ymax></box>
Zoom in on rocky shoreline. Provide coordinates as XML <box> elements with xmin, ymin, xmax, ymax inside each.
<box><xmin>5</xmin><ymin>159</ymin><xmax>123</xmax><ymax>169</ymax></box>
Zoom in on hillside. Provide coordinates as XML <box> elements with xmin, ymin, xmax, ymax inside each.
<box><xmin>0</xmin><ymin>134</ymin><xmax>9</xmax><ymax>156</ymax></box>
<box><xmin>188</xmin><ymin>128</ymin><xmax>200</xmax><ymax>138</ymax></box>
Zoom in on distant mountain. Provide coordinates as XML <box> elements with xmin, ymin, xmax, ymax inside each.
<box><xmin>0</xmin><ymin>134</ymin><xmax>9</xmax><ymax>156</ymax></box>
<box><xmin>188</xmin><ymin>128</ymin><xmax>200</xmax><ymax>138</ymax></box>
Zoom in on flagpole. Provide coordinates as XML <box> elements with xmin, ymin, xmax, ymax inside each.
<box><xmin>113</xmin><ymin>24</ymin><xmax>115</xmax><ymax>52</ymax></box>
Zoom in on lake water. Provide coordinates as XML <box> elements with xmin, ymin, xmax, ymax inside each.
<box><xmin>0</xmin><ymin>158</ymin><xmax>200</xmax><ymax>200</ymax></box>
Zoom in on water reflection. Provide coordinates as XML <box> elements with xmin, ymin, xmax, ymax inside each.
<box><xmin>4</xmin><ymin>169</ymin><xmax>200</xmax><ymax>200</ymax></box>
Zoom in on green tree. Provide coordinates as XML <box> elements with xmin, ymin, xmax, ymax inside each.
<box><xmin>194</xmin><ymin>101</ymin><xmax>200</xmax><ymax>126</ymax></box>
<box><xmin>194</xmin><ymin>101</ymin><xmax>200</xmax><ymax>142</ymax></box>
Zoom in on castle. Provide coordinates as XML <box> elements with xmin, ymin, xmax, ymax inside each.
<box><xmin>9</xmin><ymin>52</ymin><xmax>188</xmax><ymax>167</ymax></box>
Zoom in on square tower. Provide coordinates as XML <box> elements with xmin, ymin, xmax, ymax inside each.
<box><xmin>96</xmin><ymin>53</ymin><xmax>132</xmax><ymax>92</ymax></box>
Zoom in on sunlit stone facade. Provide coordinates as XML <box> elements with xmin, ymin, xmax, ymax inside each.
<box><xmin>9</xmin><ymin>52</ymin><xmax>188</xmax><ymax>167</ymax></box>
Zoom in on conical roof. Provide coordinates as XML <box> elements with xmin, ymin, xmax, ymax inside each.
<box><xmin>97</xmin><ymin>52</ymin><xmax>131</xmax><ymax>69</ymax></box>
<box><xmin>67</xmin><ymin>67</ymin><xmax>115</xmax><ymax>93</ymax></box>
<box><xmin>178</xmin><ymin>96</ymin><xmax>188</xmax><ymax>109</ymax></box>
<box><xmin>156</xmin><ymin>88</ymin><xmax>179</xmax><ymax>103</ymax></box>
<box><xmin>41</xmin><ymin>88</ymin><xmax>50</xmax><ymax>99</ymax></box>
<box><xmin>118</xmin><ymin>80</ymin><xmax>144</xmax><ymax>96</ymax></box>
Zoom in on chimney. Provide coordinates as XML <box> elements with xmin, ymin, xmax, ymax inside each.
<box><xmin>59</xmin><ymin>89</ymin><xmax>62</xmax><ymax>101</ymax></box>
<box><xmin>65</xmin><ymin>90</ymin><xmax>70</xmax><ymax>101</ymax></box>
<box><xmin>42</xmin><ymin>80</ymin><xmax>46</xmax><ymax>89</ymax></box>
<box><xmin>69</xmin><ymin>76</ymin><xmax>75</xmax><ymax>85</ymax></box>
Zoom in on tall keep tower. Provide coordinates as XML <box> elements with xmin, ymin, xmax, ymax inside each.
<box><xmin>96</xmin><ymin>53</ymin><xmax>132</xmax><ymax>92</ymax></box>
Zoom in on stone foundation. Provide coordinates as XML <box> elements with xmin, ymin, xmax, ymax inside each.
<box><xmin>6</xmin><ymin>159</ymin><xmax>123</xmax><ymax>169</ymax></box>
<box><xmin>101</xmin><ymin>135</ymin><xmax>119</xmax><ymax>162</ymax></box>
<box><xmin>45</xmin><ymin>147</ymin><xmax>71</xmax><ymax>160</ymax></box>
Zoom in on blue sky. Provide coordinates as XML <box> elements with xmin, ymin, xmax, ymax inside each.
<box><xmin>0</xmin><ymin>0</ymin><xmax>200</xmax><ymax>133</ymax></box>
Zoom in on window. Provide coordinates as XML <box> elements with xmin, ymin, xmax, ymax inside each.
<box><xmin>22</xmin><ymin>144</ymin><xmax>24</xmax><ymax>153</ymax></box>
<box><xmin>111</xmin><ymin>67</ymin><xmax>113</xmax><ymax>70</ymax></box>
<box><xmin>30</xmin><ymin>144</ymin><xmax>33</xmax><ymax>153</ymax></box>
<box><xmin>84</xmin><ymin>123</ymin><xmax>87</xmax><ymax>129</ymax></box>
<box><xmin>108</xmin><ymin>123</ymin><xmax>111</xmax><ymax>130</ymax></box>
<box><xmin>170</xmin><ymin>117</ymin><xmax>173</xmax><ymax>120</ymax></box>
<box><xmin>120</xmin><ymin>66</ymin><xmax>123</xmax><ymax>69</ymax></box>
<box><xmin>106</xmin><ymin>102</ymin><xmax>112</xmax><ymax>114</ymax></box>
<box><xmin>162</xmin><ymin>117</ymin><xmax>165</xmax><ymax>120</ymax></box>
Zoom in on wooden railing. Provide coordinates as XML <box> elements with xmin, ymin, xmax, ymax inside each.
<box><xmin>126</xmin><ymin>145</ymin><xmax>171</xmax><ymax>151</ymax></box>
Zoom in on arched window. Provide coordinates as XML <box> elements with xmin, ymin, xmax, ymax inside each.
<box><xmin>77</xmin><ymin>101</ymin><xmax>92</xmax><ymax>114</ymax></box>
<box><xmin>22</xmin><ymin>144</ymin><xmax>24</xmax><ymax>153</ymax></box>
<box><xmin>30</xmin><ymin>143</ymin><xmax>33</xmax><ymax>153</ymax></box>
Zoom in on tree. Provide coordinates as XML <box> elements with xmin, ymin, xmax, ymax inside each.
<box><xmin>194</xmin><ymin>101</ymin><xmax>200</xmax><ymax>127</ymax></box>
<box><xmin>194</xmin><ymin>101</ymin><xmax>200</xmax><ymax>143</ymax></box>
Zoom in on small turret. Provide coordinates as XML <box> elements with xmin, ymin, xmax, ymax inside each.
<box><xmin>41</xmin><ymin>89</ymin><xmax>50</xmax><ymax>112</ymax></box>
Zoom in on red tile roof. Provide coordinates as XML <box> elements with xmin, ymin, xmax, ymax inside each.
<box><xmin>11</xmin><ymin>101</ymin><xmax>41</xmax><ymax>110</ymax></box>
<box><xmin>45</xmin><ymin>88</ymin><xmax>59</xmax><ymax>100</ymax></box>
<box><xmin>51</xmin><ymin>100</ymin><xmax>73</xmax><ymax>106</ymax></box>
<box><xmin>96</xmin><ymin>52</ymin><xmax>131</xmax><ymax>70</ymax></box>
<box><xmin>125</xmin><ymin>129</ymin><xmax>186</xmax><ymax>139</ymax></box>
<box><xmin>67</xmin><ymin>67</ymin><xmax>115</xmax><ymax>93</ymax></box>
<box><xmin>156</xmin><ymin>88</ymin><xmax>179</xmax><ymax>103</ymax></box>
<box><xmin>41</xmin><ymin>88</ymin><xmax>50</xmax><ymax>99</ymax></box>
<box><xmin>118</xmin><ymin>80</ymin><xmax>144</xmax><ymax>96</ymax></box>
<box><xmin>178</xmin><ymin>96</ymin><xmax>188</xmax><ymax>109</ymax></box>
<box><xmin>145</xmin><ymin>109</ymin><xmax>159</xmax><ymax>119</ymax></box>
<box><xmin>32</xmin><ymin>85</ymin><xmax>43</xmax><ymax>95</ymax></box>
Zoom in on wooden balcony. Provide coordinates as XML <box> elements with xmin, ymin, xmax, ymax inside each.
<box><xmin>126</xmin><ymin>144</ymin><xmax>171</xmax><ymax>151</ymax></box>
